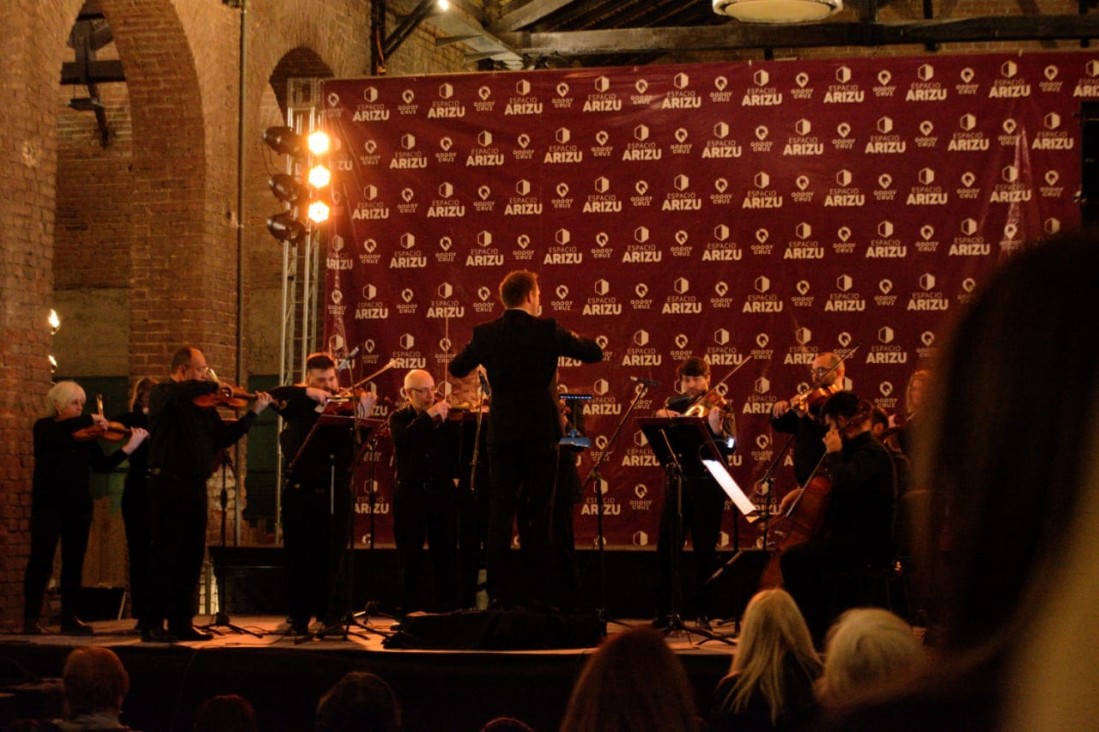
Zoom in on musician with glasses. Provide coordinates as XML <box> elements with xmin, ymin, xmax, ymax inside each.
<box><xmin>389</xmin><ymin>369</ymin><xmax>461</xmax><ymax>614</ymax></box>
<box><xmin>143</xmin><ymin>346</ymin><xmax>272</xmax><ymax>643</ymax></box>
<box><xmin>771</xmin><ymin>352</ymin><xmax>847</xmax><ymax>487</ymax></box>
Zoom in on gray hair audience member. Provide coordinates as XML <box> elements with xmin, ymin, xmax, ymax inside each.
<box><xmin>816</xmin><ymin>608</ymin><xmax>923</xmax><ymax>710</ymax></box>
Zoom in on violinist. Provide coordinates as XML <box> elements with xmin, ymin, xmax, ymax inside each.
<box><xmin>23</xmin><ymin>381</ymin><xmax>148</xmax><ymax>635</ymax></box>
<box><xmin>143</xmin><ymin>346</ymin><xmax>272</xmax><ymax>643</ymax></box>
<box><xmin>771</xmin><ymin>352</ymin><xmax>847</xmax><ymax>487</ymax></box>
<box><xmin>268</xmin><ymin>351</ymin><xmax>377</xmax><ymax>635</ymax></box>
<box><xmin>653</xmin><ymin>356</ymin><xmax>736</xmax><ymax>630</ymax></box>
<box><xmin>388</xmin><ymin>369</ymin><xmax>460</xmax><ymax>615</ymax></box>
<box><xmin>111</xmin><ymin>377</ymin><xmax>157</xmax><ymax>632</ymax></box>
<box><xmin>779</xmin><ymin>392</ymin><xmax>895</xmax><ymax>643</ymax></box>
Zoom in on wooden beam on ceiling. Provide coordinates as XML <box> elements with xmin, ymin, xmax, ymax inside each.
<box><xmin>491</xmin><ymin>0</ymin><xmax>579</xmax><ymax>33</ymax></box>
<box><xmin>60</xmin><ymin>59</ymin><xmax>126</xmax><ymax>85</ymax></box>
<box><xmin>494</xmin><ymin>16</ymin><xmax>1099</xmax><ymax>56</ymax></box>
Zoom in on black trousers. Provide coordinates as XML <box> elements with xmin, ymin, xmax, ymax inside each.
<box><xmin>146</xmin><ymin>473</ymin><xmax>207</xmax><ymax>631</ymax></box>
<box><xmin>655</xmin><ymin>475</ymin><xmax>726</xmax><ymax>619</ymax></box>
<box><xmin>780</xmin><ymin>540</ymin><xmax>871</xmax><ymax>642</ymax></box>
<box><xmin>121</xmin><ymin>475</ymin><xmax>151</xmax><ymax>623</ymax></box>
<box><xmin>486</xmin><ymin>440</ymin><xmax>558</xmax><ymax>606</ymax></box>
<box><xmin>23</xmin><ymin>504</ymin><xmax>92</xmax><ymax>622</ymax></box>
<box><xmin>393</xmin><ymin>480</ymin><xmax>459</xmax><ymax>613</ymax></box>
<box><xmin>281</xmin><ymin>478</ymin><xmax>351</xmax><ymax>627</ymax></box>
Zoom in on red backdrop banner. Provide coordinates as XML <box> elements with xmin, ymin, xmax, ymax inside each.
<box><xmin>319</xmin><ymin>51</ymin><xmax>1094</xmax><ymax>547</ymax></box>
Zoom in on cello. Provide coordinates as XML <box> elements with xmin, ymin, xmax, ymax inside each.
<box><xmin>757</xmin><ymin>453</ymin><xmax>832</xmax><ymax>589</ymax></box>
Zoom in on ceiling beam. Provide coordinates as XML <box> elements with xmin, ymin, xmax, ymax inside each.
<box><xmin>60</xmin><ymin>59</ymin><xmax>126</xmax><ymax>85</ymax></box>
<box><xmin>494</xmin><ymin>16</ymin><xmax>1099</xmax><ymax>56</ymax></box>
<box><xmin>490</xmin><ymin>0</ymin><xmax>579</xmax><ymax>33</ymax></box>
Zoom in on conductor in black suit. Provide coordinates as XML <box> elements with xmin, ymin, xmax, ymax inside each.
<box><xmin>450</xmin><ymin>270</ymin><xmax>603</xmax><ymax>608</ymax></box>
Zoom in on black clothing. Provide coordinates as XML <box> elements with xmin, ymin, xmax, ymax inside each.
<box><xmin>389</xmin><ymin>404</ymin><xmax>460</xmax><ymax>612</ymax></box>
<box><xmin>710</xmin><ymin>657</ymin><xmax>819</xmax><ymax>732</ymax></box>
<box><xmin>781</xmin><ymin>431</ymin><xmax>896</xmax><ymax>640</ymax></box>
<box><xmin>449</xmin><ymin>308</ymin><xmax>602</xmax><ymax>605</ymax></box>
<box><xmin>24</xmin><ymin>415</ymin><xmax>130</xmax><ymax>623</ymax></box>
<box><xmin>771</xmin><ymin>410</ymin><xmax>828</xmax><ymax>486</ymax></box>
<box><xmin>147</xmin><ymin>380</ymin><xmax>256</xmax><ymax>482</ymax></box>
<box><xmin>145</xmin><ymin>380</ymin><xmax>258</xmax><ymax>632</ymax></box>
<box><xmin>113</xmin><ymin>409</ymin><xmax>151</xmax><ymax>625</ymax></box>
<box><xmin>654</xmin><ymin>399</ymin><xmax>736</xmax><ymax>620</ymax></box>
<box><xmin>271</xmin><ymin>387</ymin><xmax>363</xmax><ymax>628</ymax></box>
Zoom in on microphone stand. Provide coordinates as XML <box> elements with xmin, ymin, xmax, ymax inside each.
<box><xmin>578</xmin><ymin>381</ymin><xmax>648</xmax><ymax>629</ymax></box>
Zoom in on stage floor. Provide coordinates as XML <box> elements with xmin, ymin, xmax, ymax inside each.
<box><xmin>0</xmin><ymin>614</ymin><xmax>737</xmax><ymax>732</ymax></box>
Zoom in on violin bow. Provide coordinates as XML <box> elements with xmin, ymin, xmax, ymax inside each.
<box><xmin>343</xmin><ymin>358</ymin><xmax>397</xmax><ymax>394</ymax></box>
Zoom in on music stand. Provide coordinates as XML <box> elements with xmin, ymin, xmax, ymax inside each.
<box><xmin>638</xmin><ymin>416</ymin><xmax>733</xmax><ymax>645</ymax></box>
<box><xmin>288</xmin><ymin>412</ymin><xmax>381</xmax><ymax>643</ymax></box>
<box><xmin>200</xmin><ymin>444</ymin><xmax>264</xmax><ymax>638</ymax></box>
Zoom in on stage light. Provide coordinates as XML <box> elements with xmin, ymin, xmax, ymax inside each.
<box><xmin>262</xmin><ymin>126</ymin><xmax>302</xmax><ymax>156</ymax></box>
<box><xmin>713</xmin><ymin>0</ymin><xmax>842</xmax><ymax>23</ymax></box>
<box><xmin>306</xmin><ymin>130</ymin><xmax>331</xmax><ymax>155</ymax></box>
<box><xmin>48</xmin><ymin>309</ymin><xmax>61</xmax><ymax>335</ymax></box>
<box><xmin>307</xmin><ymin>164</ymin><xmax>331</xmax><ymax>189</ymax></box>
<box><xmin>269</xmin><ymin>173</ymin><xmax>309</xmax><ymax>204</ymax></box>
<box><xmin>267</xmin><ymin>211</ymin><xmax>307</xmax><ymax>242</ymax></box>
<box><xmin>307</xmin><ymin>200</ymin><xmax>331</xmax><ymax>224</ymax></box>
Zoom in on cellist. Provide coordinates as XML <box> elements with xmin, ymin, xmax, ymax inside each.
<box><xmin>779</xmin><ymin>392</ymin><xmax>896</xmax><ymax>643</ymax></box>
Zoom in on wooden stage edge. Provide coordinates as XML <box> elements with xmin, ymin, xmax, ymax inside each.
<box><xmin>0</xmin><ymin>614</ymin><xmax>736</xmax><ymax>732</ymax></box>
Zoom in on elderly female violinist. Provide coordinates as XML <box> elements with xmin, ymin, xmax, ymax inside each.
<box><xmin>23</xmin><ymin>381</ymin><xmax>148</xmax><ymax>635</ymax></box>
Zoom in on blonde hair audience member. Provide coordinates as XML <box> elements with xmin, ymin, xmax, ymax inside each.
<box><xmin>817</xmin><ymin>608</ymin><xmax>923</xmax><ymax>710</ymax></box>
<box><xmin>559</xmin><ymin>627</ymin><xmax>699</xmax><ymax>732</ymax></box>
<box><xmin>710</xmin><ymin>589</ymin><xmax>822</xmax><ymax>731</ymax></box>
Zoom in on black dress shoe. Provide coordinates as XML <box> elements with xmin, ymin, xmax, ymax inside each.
<box><xmin>170</xmin><ymin>626</ymin><xmax>214</xmax><ymax>642</ymax></box>
<box><xmin>141</xmin><ymin>627</ymin><xmax>178</xmax><ymax>643</ymax></box>
<box><xmin>60</xmin><ymin>617</ymin><xmax>95</xmax><ymax>636</ymax></box>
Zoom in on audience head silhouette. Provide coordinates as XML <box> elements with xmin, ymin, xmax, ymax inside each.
<box><xmin>314</xmin><ymin>671</ymin><xmax>401</xmax><ymax>732</ymax></box>
<box><xmin>559</xmin><ymin>627</ymin><xmax>699</xmax><ymax>732</ymax></box>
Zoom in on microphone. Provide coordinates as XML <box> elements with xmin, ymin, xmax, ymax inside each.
<box><xmin>477</xmin><ymin>370</ymin><xmax>491</xmax><ymax>396</ymax></box>
<box><xmin>629</xmin><ymin>376</ymin><xmax>661</xmax><ymax>388</ymax></box>
<box><xmin>336</xmin><ymin>345</ymin><xmax>361</xmax><ymax>372</ymax></box>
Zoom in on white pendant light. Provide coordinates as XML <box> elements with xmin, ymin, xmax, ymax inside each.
<box><xmin>713</xmin><ymin>0</ymin><xmax>843</xmax><ymax>24</ymax></box>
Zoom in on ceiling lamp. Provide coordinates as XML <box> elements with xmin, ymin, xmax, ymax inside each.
<box><xmin>713</xmin><ymin>0</ymin><xmax>842</xmax><ymax>23</ymax></box>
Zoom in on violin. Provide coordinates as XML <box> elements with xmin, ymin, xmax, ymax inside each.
<box><xmin>788</xmin><ymin>384</ymin><xmax>840</xmax><ymax>417</ymax></box>
<box><xmin>72</xmin><ymin>420</ymin><xmax>133</xmax><ymax>442</ymax></box>
<box><xmin>193</xmin><ymin>384</ymin><xmax>257</xmax><ymax>409</ymax></box>
<box><xmin>683</xmin><ymin>388</ymin><xmax>732</xmax><ymax>418</ymax></box>
<box><xmin>319</xmin><ymin>389</ymin><xmax>380</xmax><ymax>416</ymax></box>
<box><xmin>72</xmin><ymin>394</ymin><xmax>133</xmax><ymax>442</ymax></box>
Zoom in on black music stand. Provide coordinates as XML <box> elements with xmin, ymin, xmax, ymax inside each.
<box><xmin>639</xmin><ymin>416</ymin><xmax>733</xmax><ymax>645</ymax></box>
<box><xmin>579</xmin><ymin>386</ymin><xmax>649</xmax><ymax>629</ymax></box>
<box><xmin>200</xmin><ymin>445</ymin><xmax>264</xmax><ymax>638</ymax></box>
<box><xmin>288</xmin><ymin>412</ymin><xmax>382</xmax><ymax>643</ymax></box>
